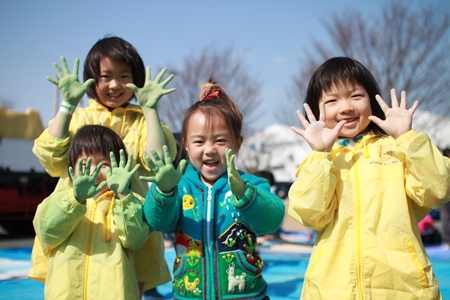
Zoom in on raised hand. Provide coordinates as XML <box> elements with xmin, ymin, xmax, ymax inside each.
<box><xmin>291</xmin><ymin>103</ymin><xmax>345</xmax><ymax>152</ymax></box>
<box><xmin>105</xmin><ymin>150</ymin><xmax>140</xmax><ymax>198</ymax></box>
<box><xmin>47</xmin><ymin>57</ymin><xmax>95</xmax><ymax>107</ymax></box>
<box><xmin>139</xmin><ymin>145</ymin><xmax>186</xmax><ymax>193</ymax></box>
<box><xmin>226</xmin><ymin>148</ymin><xmax>245</xmax><ymax>199</ymax></box>
<box><xmin>369</xmin><ymin>89</ymin><xmax>419</xmax><ymax>139</ymax></box>
<box><xmin>69</xmin><ymin>158</ymin><xmax>107</xmax><ymax>202</ymax></box>
<box><xmin>126</xmin><ymin>67</ymin><xmax>176</xmax><ymax>109</ymax></box>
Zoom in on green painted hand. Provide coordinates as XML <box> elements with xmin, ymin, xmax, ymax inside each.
<box><xmin>226</xmin><ymin>148</ymin><xmax>245</xmax><ymax>199</ymax></box>
<box><xmin>126</xmin><ymin>67</ymin><xmax>176</xmax><ymax>109</ymax></box>
<box><xmin>105</xmin><ymin>150</ymin><xmax>140</xmax><ymax>197</ymax></box>
<box><xmin>46</xmin><ymin>56</ymin><xmax>95</xmax><ymax>106</ymax></box>
<box><xmin>140</xmin><ymin>145</ymin><xmax>186</xmax><ymax>193</ymax></box>
<box><xmin>69</xmin><ymin>157</ymin><xmax>107</xmax><ymax>203</ymax></box>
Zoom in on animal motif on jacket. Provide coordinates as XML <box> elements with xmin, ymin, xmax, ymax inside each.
<box><xmin>184</xmin><ymin>276</ymin><xmax>200</xmax><ymax>291</ymax></box>
<box><xmin>226</xmin><ymin>262</ymin><xmax>246</xmax><ymax>293</ymax></box>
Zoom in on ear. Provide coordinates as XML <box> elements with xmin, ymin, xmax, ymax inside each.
<box><xmin>235</xmin><ymin>136</ymin><xmax>244</xmax><ymax>152</ymax></box>
<box><xmin>182</xmin><ymin>138</ymin><xmax>189</xmax><ymax>154</ymax></box>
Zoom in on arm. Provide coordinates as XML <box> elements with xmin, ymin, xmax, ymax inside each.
<box><xmin>33</xmin><ymin>187</ymin><xmax>86</xmax><ymax>251</ymax></box>
<box><xmin>113</xmin><ymin>192</ymin><xmax>152</xmax><ymax>250</ymax></box>
<box><xmin>398</xmin><ymin>130</ymin><xmax>450</xmax><ymax>208</ymax></box>
<box><xmin>230</xmin><ymin>175</ymin><xmax>286</xmax><ymax>235</ymax></box>
<box><xmin>140</xmin><ymin>145</ymin><xmax>186</xmax><ymax>232</ymax></box>
<box><xmin>288</xmin><ymin>152</ymin><xmax>339</xmax><ymax>232</ymax></box>
<box><xmin>46</xmin><ymin>57</ymin><xmax>94</xmax><ymax>138</ymax></box>
<box><xmin>126</xmin><ymin>67</ymin><xmax>176</xmax><ymax>159</ymax></box>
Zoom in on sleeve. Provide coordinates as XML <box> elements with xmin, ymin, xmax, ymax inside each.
<box><xmin>32</xmin><ymin>111</ymin><xmax>88</xmax><ymax>176</ymax></box>
<box><xmin>397</xmin><ymin>130</ymin><xmax>450</xmax><ymax>208</ymax></box>
<box><xmin>33</xmin><ymin>187</ymin><xmax>86</xmax><ymax>251</ymax></box>
<box><xmin>32</xmin><ymin>129</ymin><xmax>72</xmax><ymax>177</ymax></box>
<box><xmin>142</xmin><ymin>183</ymin><xmax>181</xmax><ymax>233</ymax></box>
<box><xmin>113</xmin><ymin>192</ymin><xmax>152</xmax><ymax>250</ymax></box>
<box><xmin>138</xmin><ymin>121</ymin><xmax>178</xmax><ymax>173</ymax></box>
<box><xmin>230</xmin><ymin>174</ymin><xmax>285</xmax><ymax>235</ymax></box>
<box><xmin>287</xmin><ymin>151</ymin><xmax>339</xmax><ymax>232</ymax></box>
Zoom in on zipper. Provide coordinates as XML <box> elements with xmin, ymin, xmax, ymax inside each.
<box><xmin>206</xmin><ymin>188</ymin><xmax>212</xmax><ymax>250</ymax></box>
<box><xmin>84</xmin><ymin>200</ymin><xmax>97</xmax><ymax>299</ymax></box>
<box><xmin>353</xmin><ymin>155</ymin><xmax>365</xmax><ymax>299</ymax></box>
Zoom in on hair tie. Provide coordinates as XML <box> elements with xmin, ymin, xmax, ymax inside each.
<box><xmin>199</xmin><ymin>83</ymin><xmax>224</xmax><ymax>101</ymax></box>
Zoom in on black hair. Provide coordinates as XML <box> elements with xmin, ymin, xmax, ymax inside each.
<box><xmin>67</xmin><ymin>125</ymin><xmax>127</xmax><ymax>169</ymax></box>
<box><xmin>304</xmin><ymin>57</ymin><xmax>387</xmax><ymax>136</ymax></box>
<box><xmin>83</xmin><ymin>35</ymin><xmax>145</xmax><ymax>101</ymax></box>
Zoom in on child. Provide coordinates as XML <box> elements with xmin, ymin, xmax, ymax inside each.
<box><xmin>29</xmin><ymin>36</ymin><xmax>176</xmax><ymax>293</ymax></box>
<box><xmin>33</xmin><ymin>125</ymin><xmax>149</xmax><ymax>299</ymax></box>
<box><xmin>288</xmin><ymin>56</ymin><xmax>450</xmax><ymax>299</ymax></box>
<box><xmin>140</xmin><ymin>82</ymin><xmax>285</xmax><ymax>299</ymax></box>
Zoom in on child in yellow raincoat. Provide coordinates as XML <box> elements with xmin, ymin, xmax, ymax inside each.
<box><xmin>288</xmin><ymin>57</ymin><xmax>450</xmax><ymax>299</ymax></box>
<box><xmin>34</xmin><ymin>125</ymin><xmax>150</xmax><ymax>299</ymax></box>
<box><xmin>30</xmin><ymin>36</ymin><xmax>176</xmax><ymax>294</ymax></box>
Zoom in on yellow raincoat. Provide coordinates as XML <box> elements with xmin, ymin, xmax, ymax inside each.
<box><xmin>34</xmin><ymin>188</ymin><xmax>149</xmax><ymax>300</ymax></box>
<box><xmin>30</xmin><ymin>100</ymin><xmax>176</xmax><ymax>290</ymax></box>
<box><xmin>289</xmin><ymin>131</ymin><xmax>450</xmax><ymax>300</ymax></box>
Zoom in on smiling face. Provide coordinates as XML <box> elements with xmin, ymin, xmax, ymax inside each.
<box><xmin>184</xmin><ymin>111</ymin><xmax>241</xmax><ymax>187</ymax></box>
<box><xmin>74</xmin><ymin>151</ymin><xmax>111</xmax><ymax>195</ymax></box>
<box><xmin>95</xmin><ymin>57</ymin><xmax>134</xmax><ymax>109</ymax></box>
<box><xmin>320</xmin><ymin>81</ymin><xmax>372</xmax><ymax>138</ymax></box>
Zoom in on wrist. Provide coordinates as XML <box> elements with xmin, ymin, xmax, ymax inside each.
<box><xmin>60</xmin><ymin>101</ymin><xmax>76</xmax><ymax>115</ymax></box>
<box><xmin>156</xmin><ymin>186</ymin><xmax>175</xmax><ymax>196</ymax></box>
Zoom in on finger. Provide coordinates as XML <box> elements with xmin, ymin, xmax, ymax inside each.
<box><xmin>375</xmin><ymin>95</ymin><xmax>389</xmax><ymax>113</ymax></box>
<box><xmin>91</xmin><ymin>162</ymin><xmax>103</xmax><ymax>179</ymax></box>
<box><xmin>129</xmin><ymin>164</ymin><xmax>141</xmax><ymax>176</ymax></box>
<box><xmin>126</xmin><ymin>83</ymin><xmax>138</xmax><ymax>92</ymax></box>
<box><xmin>125</xmin><ymin>153</ymin><xmax>133</xmax><ymax>170</ymax></box>
<box><xmin>110</xmin><ymin>151</ymin><xmax>118</xmax><ymax>168</ymax></box>
<box><xmin>162</xmin><ymin>87</ymin><xmax>176</xmax><ymax>95</ymax></box>
<box><xmin>46</xmin><ymin>76</ymin><xmax>59</xmax><ymax>85</ymax></box>
<box><xmin>318</xmin><ymin>102</ymin><xmax>326</xmax><ymax>122</ymax></box>
<box><xmin>154</xmin><ymin>68</ymin><xmax>167</xmax><ymax>83</ymax></box>
<box><xmin>333</xmin><ymin>120</ymin><xmax>346</xmax><ymax>136</ymax></box>
<box><xmin>95</xmin><ymin>181</ymin><xmax>107</xmax><ymax>193</ymax></box>
<box><xmin>119</xmin><ymin>149</ymin><xmax>126</xmax><ymax>169</ymax></box>
<box><xmin>304</xmin><ymin>104</ymin><xmax>317</xmax><ymax>123</ymax></box>
<box><xmin>177</xmin><ymin>159</ymin><xmax>187</xmax><ymax>173</ymax></box>
<box><xmin>296</xmin><ymin>110</ymin><xmax>310</xmax><ymax>129</ymax></box>
<box><xmin>368</xmin><ymin>115</ymin><xmax>383</xmax><ymax>128</ymax></box>
<box><xmin>163</xmin><ymin>145</ymin><xmax>172</xmax><ymax>165</ymax></box>
<box><xmin>77</xmin><ymin>159</ymin><xmax>84</xmax><ymax>175</ymax></box>
<box><xmin>160</xmin><ymin>74</ymin><xmax>174</xmax><ymax>88</ymax></box>
<box><xmin>53</xmin><ymin>62</ymin><xmax>64</xmax><ymax>79</ymax></box>
<box><xmin>149</xmin><ymin>148</ymin><xmax>164</xmax><ymax>167</ymax></box>
<box><xmin>408</xmin><ymin>100</ymin><xmax>419</xmax><ymax>114</ymax></box>
<box><xmin>390</xmin><ymin>89</ymin><xmax>399</xmax><ymax>108</ymax></box>
<box><xmin>291</xmin><ymin>126</ymin><xmax>305</xmax><ymax>137</ymax></box>
<box><xmin>61</xmin><ymin>56</ymin><xmax>70</xmax><ymax>75</ymax></box>
<box><xmin>105</xmin><ymin>166</ymin><xmax>111</xmax><ymax>177</ymax></box>
<box><xmin>400</xmin><ymin>90</ymin><xmax>407</xmax><ymax>109</ymax></box>
<box><xmin>72</xmin><ymin>58</ymin><xmax>80</xmax><ymax>76</ymax></box>
<box><xmin>145</xmin><ymin>153</ymin><xmax>158</xmax><ymax>172</ymax></box>
<box><xmin>68</xmin><ymin>166</ymin><xmax>76</xmax><ymax>180</ymax></box>
<box><xmin>145</xmin><ymin>66</ymin><xmax>151</xmax><ymax>82</ymax></box>
<box><xmin>139</xmin><ymin>175</ymin><xmax>156</xmax><ymax>182</ymax></box>
<box><xmin>83</xmin><ymin>78</ymin><xmax>95</xmax><ymax>89</ymax></box>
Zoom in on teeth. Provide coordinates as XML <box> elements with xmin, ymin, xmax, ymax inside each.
<box><xmin>205</xmin><ymin>160</ymin><xmax>216</xmax><ymax>163</ymax></box>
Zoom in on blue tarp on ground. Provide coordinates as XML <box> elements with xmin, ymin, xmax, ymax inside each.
<box><xmin>1</xmin><ymin>244</ymin><xmax>449</xmax><ymax>300</ymax></box>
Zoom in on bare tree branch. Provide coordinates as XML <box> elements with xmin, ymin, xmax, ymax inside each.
<box><xmin>159</xmin><ymin>45</ymin><xmax>262</xmax><ymax>133</ymax></box>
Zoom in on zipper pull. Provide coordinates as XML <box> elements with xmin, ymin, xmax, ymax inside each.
<box><xmin>207</xmin><ymin>188</ymin><xmax>212</xmax><ymax>201</ymax></box>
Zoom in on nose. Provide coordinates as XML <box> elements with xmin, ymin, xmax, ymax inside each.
<box><xmin>339</xmin><ymin>99</ymin><xmax>354</xmax><ymax>114</ymax></box>
<box><xmin>205</xmin><ymin>143</ymin><xmax>217</xmax><ymax>155</ymax></box>
<box><xmin>108</xmin><ymin>78</ymin><xmax>120</xmax><ymax>89</ymax></box>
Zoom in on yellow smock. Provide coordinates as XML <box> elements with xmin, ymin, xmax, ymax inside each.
<box><xmin>289</xmin><ymin>131</ymin><xmax>450</xmax><ymax>300</ymax></box>
<box><xmin>29</xmin><ymin>100</ymin><xmax>176</xmax><ymax>291</ymax></box>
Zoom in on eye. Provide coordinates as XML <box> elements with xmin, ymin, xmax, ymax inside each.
<box><xmin>323</xmin><ymin>99</ymin><xmax>336</xmax><ymax>105</ymax></box>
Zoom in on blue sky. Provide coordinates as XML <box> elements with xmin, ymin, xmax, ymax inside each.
<box><xmin>1</xmin><ymin>0</ymin><xmax>425</xmax><ymax>131</ymax></box>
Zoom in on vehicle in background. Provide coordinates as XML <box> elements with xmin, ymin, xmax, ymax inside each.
<box><xmin>0</xmin><ymin>106</ymin><xmax>57</xmax><ymax>234</ymax></box>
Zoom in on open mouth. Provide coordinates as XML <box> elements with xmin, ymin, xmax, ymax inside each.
<box><xmin>204</xmin><ymin>160</ymin><xmax>219</xmax><ymax>168</ymax></box>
